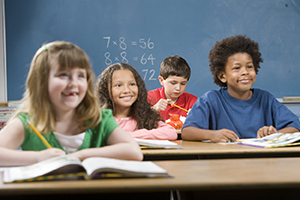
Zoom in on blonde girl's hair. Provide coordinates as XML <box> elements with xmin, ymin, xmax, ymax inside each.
<box><xmin>96</xmin><ymin>63</ymin><xmax>161</xmax><ymax>130</ymax></box>
<box><xmin>11</xmin><ymin>41</ymin><xmax>101</xmax><ymax>134</ymax></box>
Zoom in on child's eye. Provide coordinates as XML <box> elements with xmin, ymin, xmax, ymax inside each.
<box><xmin>247</xmin><ymin>65</ymin><xmax>253</xmax><ymax>69</ymax></box>
<box><xmin>181</xmin><ymin>82</ymin><xmax>187</xmax><ymax>86</ymax></box>
<box><xmin>130</xmin><ymin>83</ymin><xmax>136</xmax><ymax>86</ymax></box>
<box><xmin>58</xmin><ymin>72</ymin><xmax>68</xmax><ymax>77</ymax></box>
<box><xmin>78</xmin><ymin>73</ymin><xmax>86</xmax><ymax>78</ymax></box>
<box><xmin>115</xmin><ymin>84</ymin><xmax>121</xmax><ymax>87</ymax></box>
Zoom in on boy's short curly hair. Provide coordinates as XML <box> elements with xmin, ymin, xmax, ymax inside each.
<box><xmin>209</xmin><ymin>35</ymin><xmax>263</xmax><ymax>87</ymax></box>
<box><xmin>160</xmin><ymin>55</ymin><xmax>191</xmax><ymax>80</ymax></box>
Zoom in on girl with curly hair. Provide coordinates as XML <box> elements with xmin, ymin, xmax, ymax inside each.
<box><xmin>182</xmin><ymin>35</ymin><xmax>300</xmax><ymax>143</ymax></box>
<box><xmin>0</xmin><ymin>41</ymin><xmax>142</xmax><ymax>166</ymax></box>
<box><xmin>96</xmin><ymin>63</ymin><xmax>177</xmax><ymax>140</ymax></box>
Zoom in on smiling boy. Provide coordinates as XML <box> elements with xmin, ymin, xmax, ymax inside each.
<box><xmin>181</xmin><ymin>35</ymin><xmax>300</xmax><ymax>143</ymax></box>
<box><xmin>148</xmin><ymin>55</ymin><xmax>197</xmax><ymax>121</ymax></box>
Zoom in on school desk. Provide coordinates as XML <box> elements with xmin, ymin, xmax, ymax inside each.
<box><xmin>1</xmin><ymin>157</ymin><xmax>300</xmax><ymax>200</ymax></box>
<box><xmin>142</xmin><ymin>140</ymin><xmax>300</xmax><ymax>160</ymax></box>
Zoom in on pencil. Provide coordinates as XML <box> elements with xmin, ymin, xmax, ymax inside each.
<box><xmin>26</xmin><ymin>120</ymin><xmax>52</xmax><ymax>148</ymax></box>
<box><xmin>169</xmin><ymin>102</ymin><xmax>189</xmax><ymax>113</ymax></box>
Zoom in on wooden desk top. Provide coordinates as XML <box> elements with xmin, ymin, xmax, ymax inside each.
<box><xmin>1</xmin><ymin>157</ymin><xmax>300</xmax><ymax>196</ymax></box>
<box><xmin>142</xmin><ymin>140</ymin><xmax>300</xmax><ymax>160</ymax></box>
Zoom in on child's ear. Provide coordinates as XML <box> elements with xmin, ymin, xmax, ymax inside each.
<box><xmin>158</xmin><ymin>76</ymin><xmax>164</xmax><ymax>86</ymax></box>
<box><xmin>217</xmin><ymin>72</ymin><xmax>227</xmax><ymax>84</ymax></box>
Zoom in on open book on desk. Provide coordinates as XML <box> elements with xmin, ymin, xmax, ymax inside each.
<box><xmin>2</xmin><ymin>155</ymin><xmax>170</xmax><ymax>183</ymax></box>
<box><xmin>135</xmin><ymin>138</ymin><xmax>182</xmax><ymax>149</ymax></box>
<box><xmin>237</xmin><ymin>132</ymin><xmax>300</xmax><ymax>148</ymax></box>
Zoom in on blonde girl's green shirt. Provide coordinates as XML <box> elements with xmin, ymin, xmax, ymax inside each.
<box><xmin>18</xmin><ymin>109</ymin><xmax>118</xmax><ymax>153</ymax></box>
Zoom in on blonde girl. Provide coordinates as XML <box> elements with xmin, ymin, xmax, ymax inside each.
<box><xmin>0</xmin><ymin>41</ymin><xmax>142</xmax><ymax>166</ymax></box>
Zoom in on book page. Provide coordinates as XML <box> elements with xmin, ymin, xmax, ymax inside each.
<box><xmin>82</xmin><ymin>157</ymin><xmax>168</xmax><ymax>178</ymax></box>
<box><xmin>3</xmin><ymin>155</ymin><xmax>82</xmax><ymax>183</ymax></box>
<box><xmin>238</xmin><ymin>132</ymin><xmax>300</xmax><ymax>147</ymax></box>
<box><xmin>135</xmin><ymin>138</ymin><xmax>182</xmax><ymax>149</ymax></box>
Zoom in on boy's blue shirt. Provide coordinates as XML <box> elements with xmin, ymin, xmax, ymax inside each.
<box><xmin>183</xmin><ymin>88</ymin><xmax>300</xmax><ymax>138</ymax></box>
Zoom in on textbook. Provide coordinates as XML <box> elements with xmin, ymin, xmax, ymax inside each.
<box><xmin>2</xmin><ymin>155</ymin><xmax>169</xmax><ymax>183</ymax></box>
<box><xmin>237</xmin><ymin>132</ymin><xmax>300</xmax><ymax>148</ymax></box>
<box><xmin>135</xmin><ymin>138</ymin><xmax>182</xmax><ymax>149</ymax></box>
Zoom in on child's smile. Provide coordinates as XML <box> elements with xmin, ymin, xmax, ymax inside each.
<box><xmin>111</xmin><ymin>69</ymin><xmax>138</xmax><ymax>115</ymax></box>
<box><xmin>120</xmin><ymin>95</ymin><xmax>135</xmax><ymax>101</ymax></box>
<box><xmin>62</xmin><ymin>91</ymin><xmax>78</xmax><ymax>97</ymax></box>
<box><xmin>218</xmin><ymin>52</ymin><xmax>256</xmax><ymax>100</ymax></box>
<box><xmin>238</xmin><ymin>78</ymin><xmax>251</xmax><ymax>83</ymax></box>
<box><xmin>48</xmin><ymin>60</ymin><xmax>87</xmax><ymax>113</ymax></box>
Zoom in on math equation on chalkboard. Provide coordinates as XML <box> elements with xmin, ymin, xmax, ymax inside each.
<box><xmin>103</xmin><ymin>36</ymin><xmax>157</xmax><ymax>81</ymax></box>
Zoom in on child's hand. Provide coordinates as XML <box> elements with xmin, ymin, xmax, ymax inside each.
<box><xmin>211</xmin><ymin>129</ymin><xmax>239</xmax><ymax>143</ymax></box>
<box><xmin>36</xmin><ymin>148</ymin><xmax>66</xmax><ymax>162</ymax></box>
<box><xmin>152</xmin><ymin>99</ymin><xmax>171</xmax><ymax>111</ymax></box>
<box><xmin>257</xmin><ymin>126</ymin><xmax>277</xmax><ymax>138</ymax></box>
<box><xmin>68</xmin><ymin>151</ymin><xmax>84</xmax><ymax>161</ymax></box>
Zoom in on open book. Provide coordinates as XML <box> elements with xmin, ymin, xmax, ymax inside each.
<box><xmin>237</xmin><ymin>132</ymin><xmax>300</xmax><ymax>148</ymax></box>
<box><xmin>135</xmin><ymin>138</ymin><xmax>182</xmax><ymax>149</ymax></box>
<box><xmin>2</xmin><ymin>155</ymin><xmax>170</xmax><ymax>183</ymax></box>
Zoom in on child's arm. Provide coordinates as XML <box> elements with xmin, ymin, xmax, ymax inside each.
<box><xmin>70</xmin><ymin>126</ymin><xmax>143</xmax><ymax>161</ymax></box>
<box><xmin>257</xmin><ymin>126</ymin><xmax>300</xmax><ymax>138</ymax></box>
<box><xmin>181</xmin><ymin>126</ymin><xmax>239</xmax><ymax>143</ymax></box>
<box><xmin>0</xmin><ymin>118</ymin><xmax>66</xmax><ymax>167</ymax></box>
<box><xmin>278</xmin><ymin>126</ymin><xmax>299</xmax><ymax>133</ymax></box>
<box><xmin>127</xmin><ymin>121</ymin><xmax>178</xmax><ymax>140</ymax></box>
<box><xmin>152</xmin><ymin>98</ymin><xmax>171</xmax><ymax>112</ymax></box>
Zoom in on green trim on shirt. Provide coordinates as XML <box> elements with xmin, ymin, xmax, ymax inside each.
<box><xmin>18</xmin><ymin>109</ymin><xmax>118</xmax><ymax>153</ymax></box>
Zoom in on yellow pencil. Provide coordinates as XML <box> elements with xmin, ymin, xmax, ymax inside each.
<box><xmin>26</xmin><ymin>120</ymin><xmax>52</xmax><ymax>148</ymax></box>
<box><xmin>169</xmin><ymin>102</ymin><xmax>189</xmax><ymax>113</ymax></box>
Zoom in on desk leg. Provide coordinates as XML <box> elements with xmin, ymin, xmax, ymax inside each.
<box><xmin>170</xmin><ymin>190</ymin><xmax>181</xmax><ymax>200</ymax></box>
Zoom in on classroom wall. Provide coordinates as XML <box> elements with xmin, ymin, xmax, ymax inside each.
<box><xmin>4</xmin><ymin>0</ymin><xmax>300</xmax><ymax>101</ymax></box>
